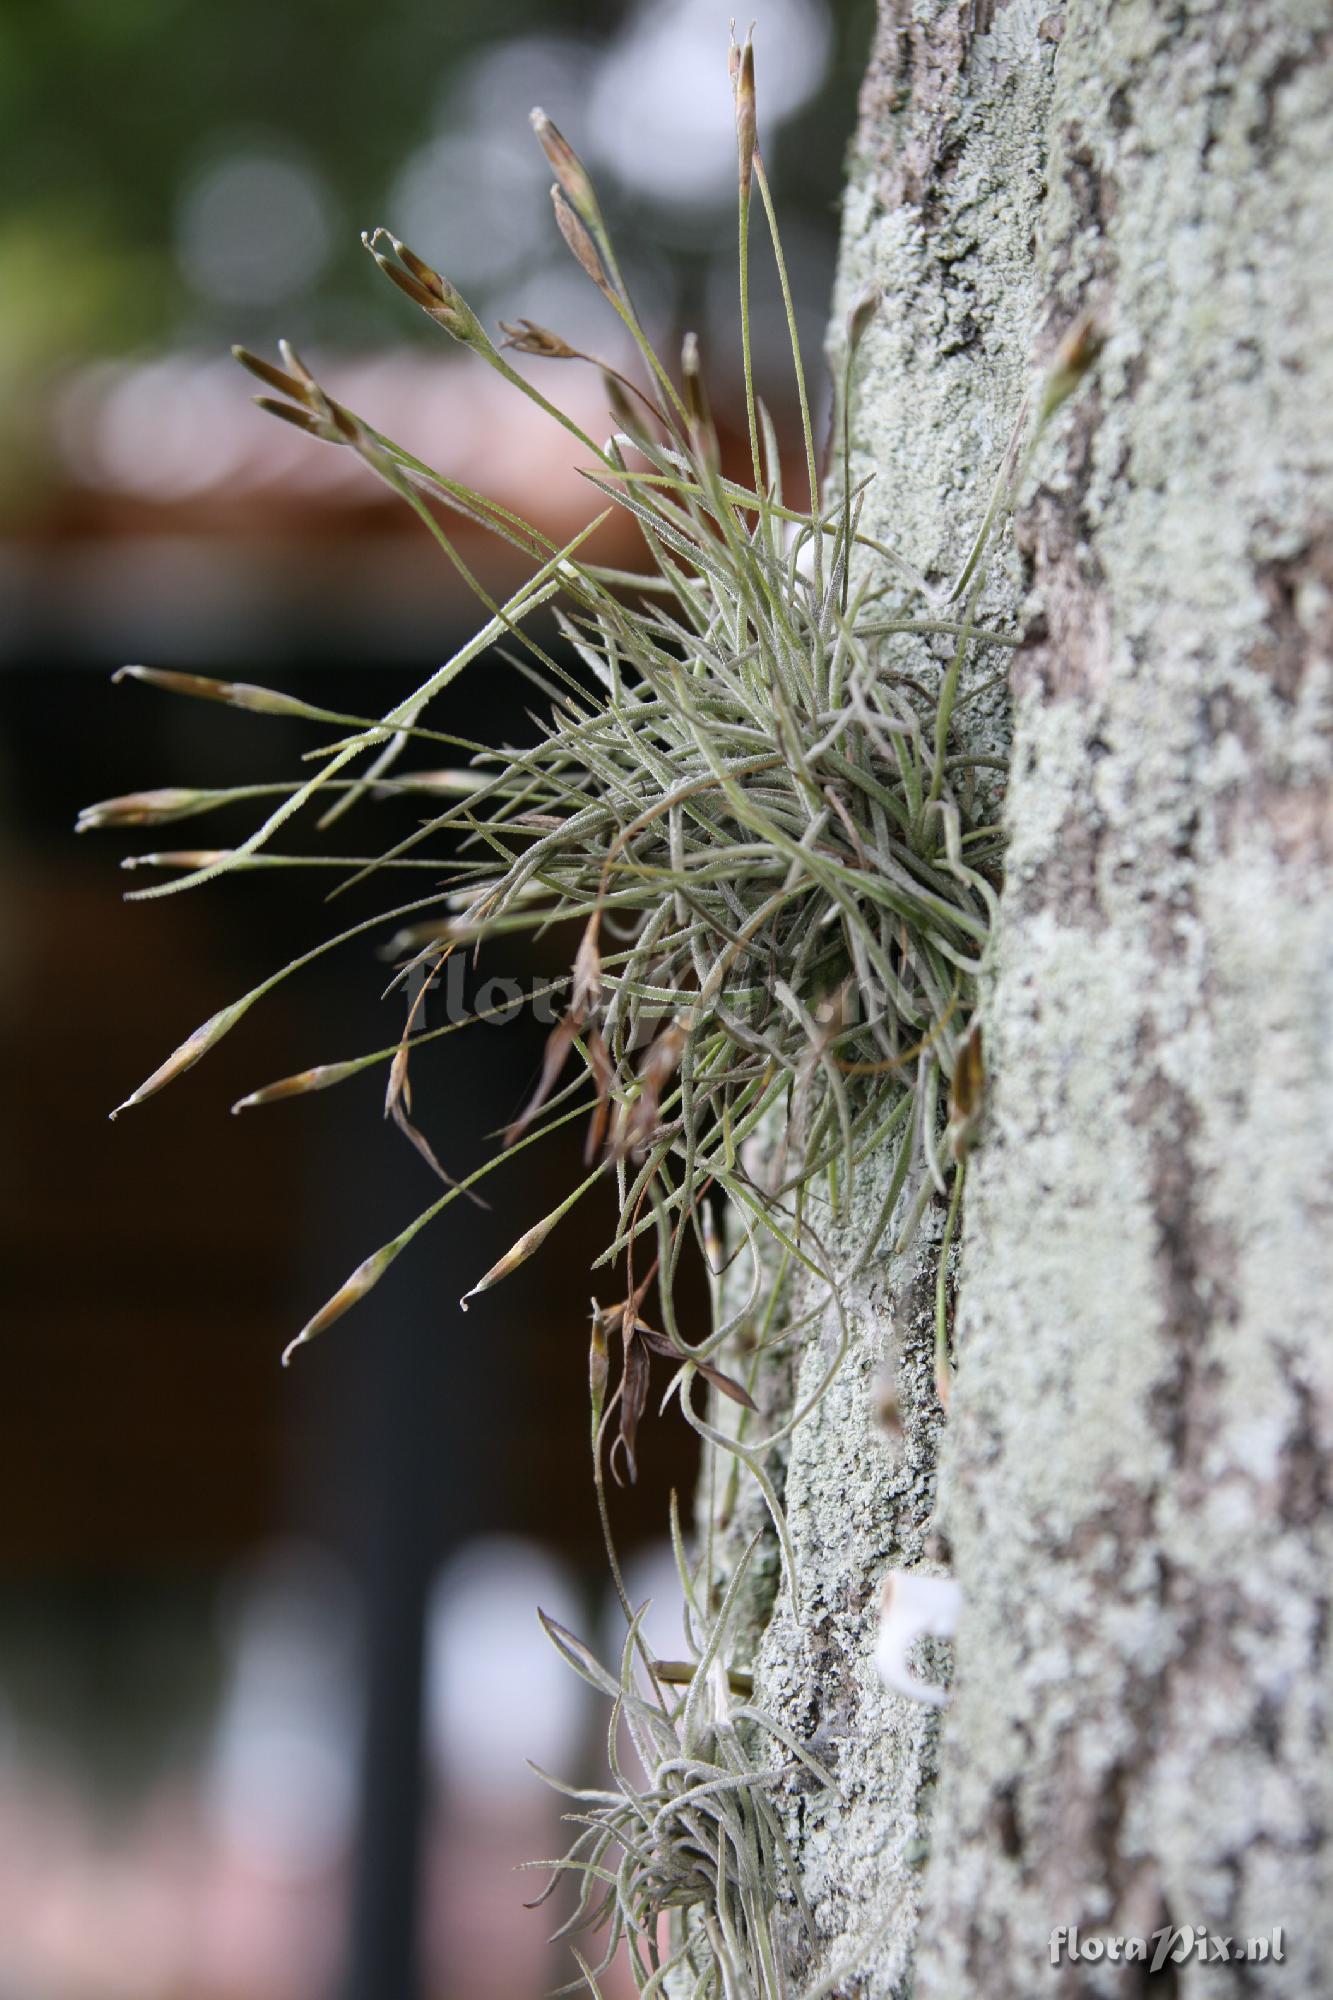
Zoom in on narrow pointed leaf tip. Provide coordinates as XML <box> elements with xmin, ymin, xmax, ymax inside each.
<box><xmin>110</xmin><ymin>996</ymin><xmax>253</xmax><ymax>1119</ymax></box>
<box><xmin>281</xmin><ymin>1240</ymin><xmax>401</xmax><ymax>1366</ymax></box>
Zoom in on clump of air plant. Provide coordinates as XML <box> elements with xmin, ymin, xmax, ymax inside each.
<box><xmin>527</xmin><ymin>1529</ymin><xmax>832</xmax><ymax>1997</ymax></box>
<box><xmin>83</xmin><ymin>28</ymin><xmax>1098</xmax><ymax>1994</ymax></box>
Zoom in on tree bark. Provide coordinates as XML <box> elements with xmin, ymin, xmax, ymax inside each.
<box><xmin>704</xmin><ymin>3</ymin><xmax>1333</xmax><ymax>1992</ymax></box>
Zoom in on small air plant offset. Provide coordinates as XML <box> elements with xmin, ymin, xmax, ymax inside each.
<box><xmin>83</xmin><ymin>29</ymin><xmax>1097</xmax><ymax>1994</ymax></box>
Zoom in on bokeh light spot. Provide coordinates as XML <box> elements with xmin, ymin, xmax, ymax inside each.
<box><xmin>177</xmin><ymin>149</ymin><xmax>333</xmax><ymax>308</ymax></box>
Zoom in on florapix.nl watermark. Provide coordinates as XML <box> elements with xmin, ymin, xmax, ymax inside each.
<box><xmin>399</xmin><ymin>948</ymin><xmax>906</xmax><ymax>1037</ymax></box>
<box><xmin>1050</xmin><ymin>1926</ymin><xmax>1285</xmax><ymax>1970</ymax></box>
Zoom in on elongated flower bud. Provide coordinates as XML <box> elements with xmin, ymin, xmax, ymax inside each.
<box><xmin>232</xmin><ymin>1058</ymin><xmax>370</xmax><ymax>1113</ymax></box>
<box><xmin>231</xmin><ymin>345</ymin><xmax>309</xmax><ymax>401</ymax></box>
<box><xmin>113</xmin><ymin>665</ymin><xmax>231</xmax><ymax>703</ymax></box>
<box><xmin>459</xmin><ymin>1207</ymin><xmax>564</xmax><ymax>1308</ymax></box>
<box><xmin>550</xmin><ymin>186</ymin><xmax>612</xmax><ymax>296</ymax></box>
<box><xmin>530</xmin><ymin>110</ymin><xmax>601</xmax><ymax>232</ymax></box>
<box><xmin>253</xmin><ymin>396</ymin><xmax>341</xmax><ymax>443</ymax></box>
<box><xmin>589</xmin><ymin>1307</ymin><xmax>610</xmax><ymax>1425</ymax></box>
<box><xmin>734</xmin><ymin>36</ymin><xmax>757</xmax><ymax>197</ymax></box>
<box><xmin>233</xmin><ymin>344</ymin><xmax>350</xmax><ymax>443</ymax></box>
<box><xmin>373</xmin><ymin>255</ymin><xmax>442</xmax><ymax>312</ymax></box>
<box><xmin>282</xmin><ymin>1240</ymin><xmax>402</xmax><ymax>1366</ymax></box>
<box><xmin>121</xmin><ymin>850</ymin><xmax>227</xmax><ymax>871</ymax></box>
<box><xmin>362</xmin><ymin>228</ymin><xmax>485</xmax><ymax>345</ymax></box>
<box><xmin>110</xmin><ymin>995</ymin><xmax>253</xmax><ymax>1119</ymax></box>
<box><xmin>113</xmin><ymin>663</ymin><xmax>327</xmax><ymax>718</ymax></box>
<box><xmin>77</xmin><ymin>787</ymin><xmax>222</xmax><ymax>831</ymax></box>
<box><xmin>383</xmin><ymin>232</ymin><xmax>448</xmax><ymax>298</ymax></box>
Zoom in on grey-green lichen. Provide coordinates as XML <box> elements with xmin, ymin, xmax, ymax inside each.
<box><xmin>920</xmin><ymin>3</ymin><xmax>1333</xmax><ymax>1994</ymax></box>
<box><xmin>700</xmin><ymin>1</ymin><xmax>1333</xmax><ymax>1994</ymax></box>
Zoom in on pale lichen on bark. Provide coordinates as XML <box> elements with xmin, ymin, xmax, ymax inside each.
<box><xmin>922</xmin><ymin>3</ymin><xmax>1333</xmax><ymax>1993</ymax></box>
<box><xmin>695</xmin><ymin>1</ymin><xmax>1333</xmax><ymax>1994</ymax></box>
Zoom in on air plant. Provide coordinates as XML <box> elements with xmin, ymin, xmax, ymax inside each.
<box><xmin>526</xmin><ymin>1522</ymin><xmax>833</xmax><ymax>1996</ymax></box>
<box><xmin>83</xmin><ymin>29</ymin><xmax>1097</xmax><ymax>1993</ymax></box>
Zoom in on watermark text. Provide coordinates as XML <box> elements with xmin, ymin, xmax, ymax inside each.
<box><xmin>1050</xmin><ymin>1925</ymin><xmax>1284</xmax><ymax>1969</ymax></box>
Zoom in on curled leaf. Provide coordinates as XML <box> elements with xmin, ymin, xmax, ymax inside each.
<box><xmin>503</xmin><ymin>1011</ymin><xmax>578</xmax><ymax>1148</ymax></box>
<box><xmin>847</xmin><ymin>285</ymin><xmax>881</xmax><ymax>351</ymax></box>
<box><xmin>499</xmin><ymin>318</ymin><xmax>579</xmax><ymax>360</ymax></box>
<box><xmin>583</xmin><ymin>1027</ymin><xmax>614</xmax><ymax>1164</ymax></box>
<box><xmin>693</xmin><ymin>1357</ymin><xmax>758</xmax><ymax>1411</ymax></box>
<box><xmin>615</xmin><ymin>1021</ymin><xmax>686</xmax><ymax>1157</ymax></box>
<box><xmin>572</xmin><ymin>917</ymin><xmax>603</xmax><ymax>1015</ymax></box>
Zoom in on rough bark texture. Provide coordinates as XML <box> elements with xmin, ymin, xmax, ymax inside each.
<box><xmin>702</xmin><ymin>2</ymin><xmax>1333</xmax><ymax>1992</ymax></box>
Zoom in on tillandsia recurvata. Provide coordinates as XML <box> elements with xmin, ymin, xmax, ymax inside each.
<box><xmin>83</xmin><ymin>28</ymin><xmax>1098</xmax><ymax>1995</ymax></box>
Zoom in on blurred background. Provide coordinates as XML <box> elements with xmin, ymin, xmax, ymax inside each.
<box><xmin>0</xmin><ymin>1</ymin><xmax>872</xmax><ymax>1992</ymax></box>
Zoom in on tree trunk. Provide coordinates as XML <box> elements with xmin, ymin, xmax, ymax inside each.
<box><xmin>705</xmin><ymin>3</ymin><xmax>1333</xmax><ymax>1991</ymax></box>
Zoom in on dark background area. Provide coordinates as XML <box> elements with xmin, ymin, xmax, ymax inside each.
<box><xmin>0</xmin><ymin>3</ymin><xmax>872</xmax><ymax>1992</ymax></box>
